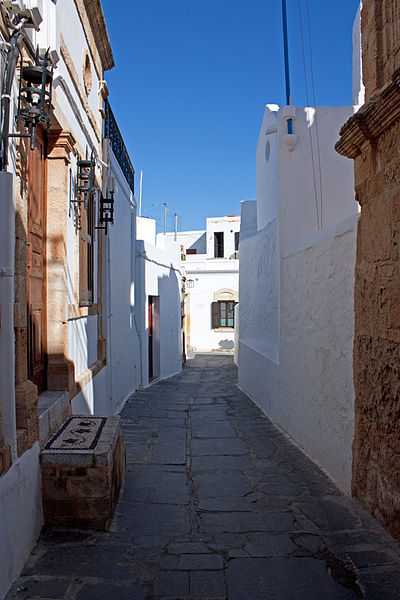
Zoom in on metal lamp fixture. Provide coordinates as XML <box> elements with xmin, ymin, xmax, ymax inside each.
<box><xmin>69</xmin><ymin>151</ymin><xmax>96</xmax><ymax>230</ymax></box>
<box><xmin>96</xmin><ymin>191</ymin><xmax>114</xmax><ymax>235</ymax></box>
<box><xmin>76</xmin><ymin>152</ymin><xmax>95</xmax><ymax>201</ymax></box>
<box><xmin>15</xmin><ymin>48</ymin><xmax>53</xmax><ymax>149</ymax></box>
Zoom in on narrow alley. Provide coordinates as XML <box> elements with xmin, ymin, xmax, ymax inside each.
<box><xmin>7</xmin><ymin>355</ymin><xmax>400</xmax><ymax>600</ymax></box>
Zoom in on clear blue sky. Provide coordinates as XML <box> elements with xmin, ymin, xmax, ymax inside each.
<box><xmin>101</xmin><ymin>0</ymin><xmax>360</xmax><ymax>232</ymax></box>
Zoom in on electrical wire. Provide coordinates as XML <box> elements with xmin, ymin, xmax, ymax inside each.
<box><xmin>297</xmin><ymin>0</ymin><xmax>320</xmax><ymax>230</ymax></box>
<box><xmin>306</xmin><ymin>0</ymin><xmax>323</xmax><ymax>229</ymax></box>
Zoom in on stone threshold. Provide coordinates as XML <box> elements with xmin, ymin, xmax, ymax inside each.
<box><xmin>38</xmin><ymin>391</ymin><xmax>70</xmax><ymax>448</ymax></box>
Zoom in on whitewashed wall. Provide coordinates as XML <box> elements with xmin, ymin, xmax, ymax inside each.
<box><xmin>137</xmin><ymin>216</ymin><xmax>156</xmax><ymax>245</ymax></box>
<box><xmin>239</xmin><ymin>215</ymin><xmax>358</xmax><ymax>491</ymax></box>
<box><xmin>238</xmin><ymin>102</ymin><xmax>358</xmax><ymax>493</ymax></box>
<box><xmin>103</xmin><ymin>145</ymin><xmax>140</xmax><ymax>413</ymax></box>
<box><xmin>163</xmin><ymin>217</ymin><xmax>240</xmax><ymax>352</ymax></box>
<box><xmin>51</xmin><ymin>0</ymin><xmax>101</xmax><ymax>154</ymax></box>
<box><xmin>185</xmin><ymin>262</ymin><xmax>239</xmax><ymax>351</ymax></box>
<box><xmin>136</xmin><ymin>228</ymin><xmax>182</xmax><ymax>386</ymax></box>
<box><xmin>70</xmin><ymin>146</ymin><xmax>141</xmax><ymax>415</ymax></box>
<box><xmin>256</xmin><ymin>105</ymin><xmax>279</xmax><ymax>230</ymax></box>
<box><xmin>175</xmin><ymin>230</ymin><xmax>206</xmax><ymax>254</ymax></box>
<box><xmin>239</xmin><ymin>220</ymin><xmax>279</xmax><ymax>363</ymax></box>
<box><xmin>240</xmin><ymin>201</ymin><xmax>257</xmax><ymax>240</ymax></box>
<box><xmin>205</xmin><ymin>216</ymin><xmax>240</xmax><ymax>258</ymax></box>
<box><xmin>0</xmin><ymin>444</ymin><xmax>43</xmax><ymax>599</ymax></box>
<box><xmin>278</xmin><ymin>106</ymin><xmax>357</xmax><ymax>253</ymax></box>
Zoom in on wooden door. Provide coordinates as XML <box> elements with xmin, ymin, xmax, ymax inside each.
<box><xmin>148</xmin><ymin>296</ymin><xmax>154</xmax><ymax>380</ymax></box>
<box><xmin>27</xmin><ymin>128</ymin><xmax>47</xmax><ymax>393</ymax></box>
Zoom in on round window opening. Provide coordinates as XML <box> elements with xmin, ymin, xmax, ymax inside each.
<box><xmin>83</xmin><ymin>52</ymin><xmax>92</xmax><ymax>96</ymax></box>
<box><xmin>265</xmin><ymin>140</ymin><xmax>271</xmax><ymax>162</ymax></box>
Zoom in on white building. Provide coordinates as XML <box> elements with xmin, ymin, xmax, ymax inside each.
<box><xmin>136</xmin><ymin>217</ymin><xmax>183</xmax><ymax>385</ymax></box>
<box><xmin>99</xmin><ymin>125</ymin><xmax>141</xmax><ymax>415</ymax></box>
<box><xmin>0</xmin><ymin>1</ymin><xmax>143</xmax><ymax>595</ymax></box>
<box><xmin>164</xmin><ymin>216</ymin><xmax>240</xmax><ymax>353</ymax></box>
<box><xmin>238</xmin><ymin>101</ymin><xmax>358</xmax><ymax>494</ymax></box>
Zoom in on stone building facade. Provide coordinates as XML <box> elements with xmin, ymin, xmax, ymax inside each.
<box><xmin>336</xmin><ymin>0</ymin><xmax>400</xmax><ymax>538</ymax></box>
<box><xmin>0</xmin><ymin>1</ymin><xmax>138</xmax><ymax>595</ymax></box>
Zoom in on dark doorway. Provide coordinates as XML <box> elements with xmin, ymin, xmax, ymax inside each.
<box><xmin>148</xmin><ymin>295</ymin><xmax>154</xmax><ymax>380</ymax></box>
<box><xmin>27</xmin><ymin>127</ymin><xmax>47</xmax><ymax>393</ymax></box>
<box><xmin>214</xmin><ymin>232</ymin><xmax>224</xmax><ymax>258</ymax></box>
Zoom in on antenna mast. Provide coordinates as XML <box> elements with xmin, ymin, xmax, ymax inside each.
<box><xmin>139</xmin><ymin>169</ymin><xmax>143</xmax><ymax>216</ymax></box>
<box><xmin>163</xmin><ymin>202</ymin><xmax>167</xmax><ymax>235</ymax></box>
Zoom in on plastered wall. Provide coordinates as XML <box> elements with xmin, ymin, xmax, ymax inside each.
<box><xmin>185</xmin><ymin>265</ymin><xmax>239</xmax><ymax>351</ymax></box>
<box><xmin>136</xmin><ymin>234</ymin><xmax>182</xmax><ymax>386</ymax></box>
<box><xmin>239</xmin><ymin>103</ymin><xmax>358</xmax><ymax>493</ymax></box>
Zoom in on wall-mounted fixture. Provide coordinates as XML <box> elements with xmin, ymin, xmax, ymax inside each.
<box><xmin>3</xmin><ymin>0</ymin><xmax>43</xmax><ymax>30</ymax></box>
<box><xmin>96</xmin><ymin>191</ymin><xmax>114</xmax><ymax>235</ymax></box>
<box><xmin>14</xmin><ymin>49</ymin><xmax>53</xmax><ymax>149</ymax></box>
<box><xmin>75</xmin><ymin>152</ymin><xmax>95</xmax><ymax>202</ymax></box>
<box><xmin>69</xmin><ymin>151</ymin><xmax>95</xmax><ymax>229</ymax></box>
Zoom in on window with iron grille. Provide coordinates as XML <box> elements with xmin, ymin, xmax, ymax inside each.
<box><xmin>211</xmin><ymin>301</ymin><xmax>236</xmax><ymax>329</ymax></box>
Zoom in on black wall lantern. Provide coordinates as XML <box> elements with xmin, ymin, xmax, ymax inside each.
<box><xmin>69</xmin><ymin>151</ymin><xmax>96</xmax><ymax>230</ymax></box>
<box><xmin>15</xmin><ymin>48</ymin><xmax>53</xmax><ymax>150</ymax></box>
<box><xmin>74</xmin><ymin>150</ymin><xmax>96</xmax><ymax>208</ymax></box>
<box><xmin>96</xmin><ymin>191</ymin><xmax>114</xmax><ymax>235</ymax></box>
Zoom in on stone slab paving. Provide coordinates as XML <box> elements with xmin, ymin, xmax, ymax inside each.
<box><xmin>7</xmin><ymin>354</ymin><xmax>400</xmax><ymax>599</ymax></box>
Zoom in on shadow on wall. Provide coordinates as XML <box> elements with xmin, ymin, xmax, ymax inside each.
<box><xmin>219</xmin><ymin>339</ymin><xmax>234</xmax><ymax>350</ymax></box>
<box><xmin>188</xmin><ymin>232</ymin><xmax>206</xmax><ymax>254</ymax></box>
<box><xmin>157</xmin><ymin>265</ymin><xmax>181</xmax><ymax>377</ymax></box>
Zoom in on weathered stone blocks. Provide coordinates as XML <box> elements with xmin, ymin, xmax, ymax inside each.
<box><xmin>336</xmin><ymin>1</ymin><xmax>400</xmax><ymax>541</ymax></box>
<box><xmin>15</xmin><ymin>379</ymin><xmax>39</xmax><ymax>453</ymax></box>
<box><xmin>40</xmin><ymin>416</ymin><xmax>126</xmax><ymax>530</ymax></box>
<box><xmin>0</xmin><ymin>442</ymin><xmax>12</xmax><ymax>475</ymax></box>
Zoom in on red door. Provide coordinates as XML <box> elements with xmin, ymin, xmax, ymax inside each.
<box><xmin>27</xmin><ymin>128</ymin><xmax>47</xmax><ymax>393</ymax></box>
<box><xmin>148</xmin><ymin>296</ymin><xmax>154</xmax><ymax>380</ymax></box>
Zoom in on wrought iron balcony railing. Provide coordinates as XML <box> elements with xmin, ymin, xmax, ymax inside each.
<box><xmin>104</xmin><ymin>99</ymin><xmax>135</xmax><ymax>194</ymax></box>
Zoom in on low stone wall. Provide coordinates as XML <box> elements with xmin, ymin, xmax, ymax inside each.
<box><xmin>40</xmin><ymin>415</ymin><xmax>125</xmax><ymax>530</ymax></box>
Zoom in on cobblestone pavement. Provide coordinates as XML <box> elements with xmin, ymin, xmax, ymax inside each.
<box><xmin>7</xmin><ymin>354</ymin><xmax>400</xmax><ymax>599</ymax></box>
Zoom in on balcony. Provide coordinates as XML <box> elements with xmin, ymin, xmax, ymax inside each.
<box><xmin>104</xmin><ymin>99</ymin><xmax>135</xmax><ymax>194</ymax></box>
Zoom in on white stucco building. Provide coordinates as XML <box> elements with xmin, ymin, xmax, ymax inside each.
<box><xmin>238</xmin><ymin>101</ymin><xmax>359</xmax><ymax>494</ymax></box>
<box><xmin>137</xmin><ymin>217</ymin><xmax>183</xmax><ymax>385</ymax></box>
<box><xmin>0</xmin><ymin>1</ymin><xmax>143</xmax><ymax>595</ymax></box>
<box><xmin>163</xmin><ymin>216</ymin><xmax>240</xmax><ymax>353</ymax></box>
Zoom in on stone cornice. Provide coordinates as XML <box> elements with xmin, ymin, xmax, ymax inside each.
<box><xmin>47</xmin><ymin>130</ymin><xmax>76</xmax><ymax>162</ymax></box>
<box><xmin>336</xmin><ymin>68</ymin><xmax>400</xmax><ymax>159</ymax></box>
<box><xmin>74</xmin><ymin>0</ymin><xmax>114</xmax><ymax>73</ymax></box>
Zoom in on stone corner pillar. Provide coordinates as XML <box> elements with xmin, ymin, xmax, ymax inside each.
<box><xmin>46</xmin><ymin>130</ymin><xmax>77</xmax><ymax>394</ymax></box>
<box><xmin>335</xmin><ymin>3</ymin><xmax>400</xmax><ymax>539</ymax></box>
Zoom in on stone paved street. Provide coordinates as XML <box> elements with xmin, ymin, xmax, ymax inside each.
<box><xmin>7</xmin><ymin>354</ymin><xmax>400</xmax><ymax>599</ymax></box>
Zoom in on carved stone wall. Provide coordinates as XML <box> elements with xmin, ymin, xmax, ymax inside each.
<box><xmin>361</xmin><ymin>0</ymin><xmax>400</xmax><ymax>99</ymax></box>
<box><xmin>336</xmin><ymin>1</ymin><xmax>400</xmax><ymax>539</ymax></box>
